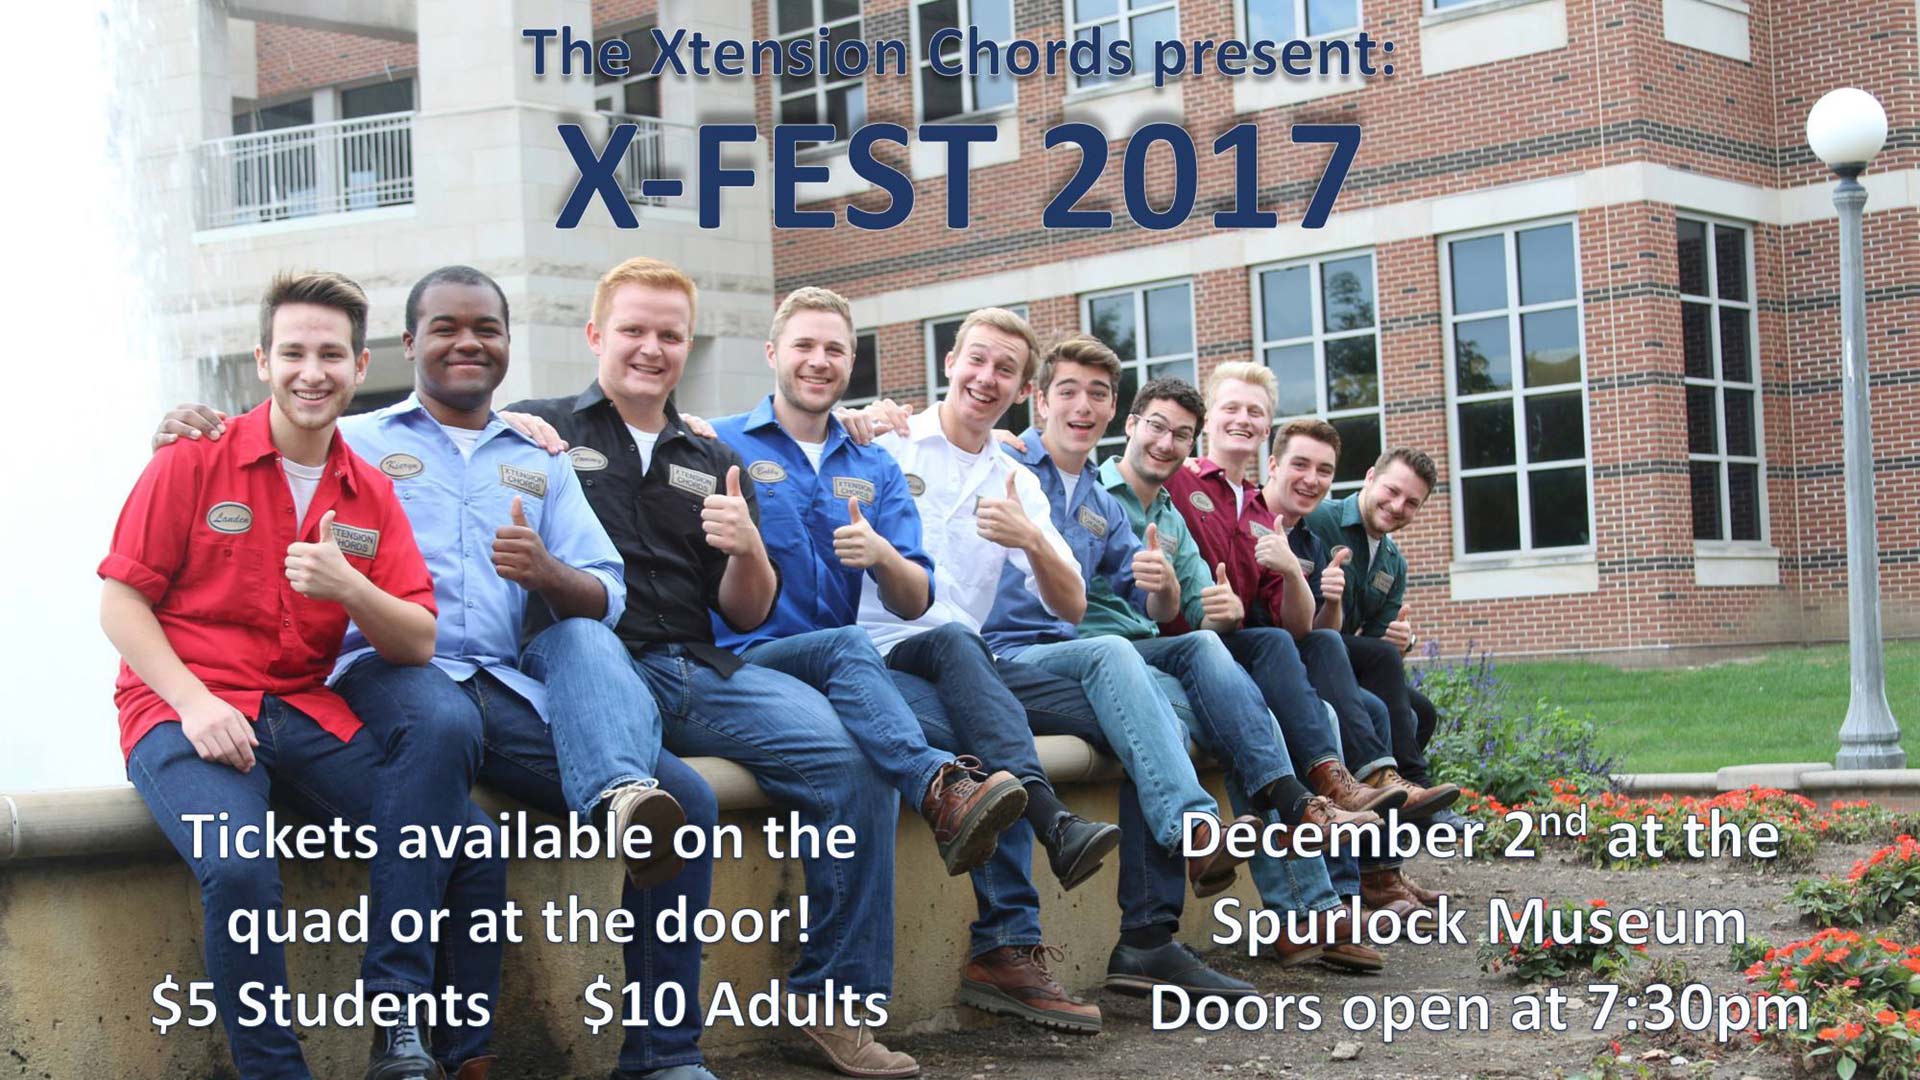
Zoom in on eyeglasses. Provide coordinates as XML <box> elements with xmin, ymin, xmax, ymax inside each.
<box><xmin>1137</xmin><ymin>414</ymin><xmax>1196</xmax><ymax>447</ymax></box>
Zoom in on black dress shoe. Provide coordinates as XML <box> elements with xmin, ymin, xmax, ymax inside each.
<box><xmin>1103</xmin><ymin>941</ymin><xmax>1258</xmax><ymax>1000</ymax></box>
<box><xmin>1424</xmin><ymin>806</ymin><xmax>1468</xmax><ymax>833</ymax></box>
<box><xmin>1043</xmin><ymin>812</ymin><xmax>1121</xmax><ymax>892</ymax></box>
<box><xmin>366</xmin><ymin>1023</ymin><xmax>445</xmax><ymax>1080</ymax></box>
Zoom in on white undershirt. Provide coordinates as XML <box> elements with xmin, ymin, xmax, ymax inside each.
<box><xmin>1233</xmin><ymin>485</ymin><xmax>1247</xmax><ymax>515</ymax></box>
<box><xmin>794</xmin><ymin>438</ymin><xmax>826</xmax><ymax>472</ymax></box>
<box><xmin>1369</xmin><ymin>535</ymin><xmax>1382</xmax><ymax>565</ymax></box>
<box><xmin>627</xmin><ymin>424</ymin><xmax>661</xmax><ymax>474</ymax></box>
<box><xmin>1060</xmin><ymin>470</ymin><xmax>1080</xmax><ymax>507</ymax></box>
<box><xmin>283</xmin><ymin>459</ymin><xmax>325</xmax><ymax>526</ymax></box>
<box><xmin>439</xmin><ymin>422</ymin><xmax>483</xmax><ymax>461</ymax></box>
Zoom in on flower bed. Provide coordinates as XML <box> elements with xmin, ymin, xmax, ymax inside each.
<box><xmin>1743</xmin><ymin>928</ymin><xmax>1920</xmax><ymax>1079</ymax></box>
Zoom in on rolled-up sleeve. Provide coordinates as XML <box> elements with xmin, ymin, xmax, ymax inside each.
<box><xmin>543</xmin><ymin>453</ymin><xmax>627</xmax><ymax>626</ymax></box>
<box><xmin>98</xmin><ymin>446</ymin><xmax>198</xmax><ymax>604</ymax></box>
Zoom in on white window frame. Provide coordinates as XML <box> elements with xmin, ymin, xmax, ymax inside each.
<box><xmin>1065</xmin><ymin>0</ymin><xmax>1179</xmax><ymax>92</ymax></box>
<box><xmin>1440</xmin><ymin>217</ymin><xmax>1595</xmax><ymax>560</ymax></box>
<box><xmin>845</xmin><ymin>329</ymin><xmax>882</xmax><ymax>410</ymax></box>
<box><xmin>593</xmin><ymin>22</ymin><xmax>662</xmax><ymax>118</ymax></box>
<box><xmin>1080</xmin><ymin>279</ymin><xmax>1198</xmax><ymax>455</ymax></box>
<box><xmin>925</xmin><ymin>305</ymin><xmax>1032</xmax><ymax>424</ymax></box>
<box><xmin>1679</xmin><ymin>215</ymin><xmax>1768</xmax><ymax>547</ymax></box>
<box><xmin>1426</xmin><ymin>0</ymin><xmax>1501</xmax><ymax>13</ymax></box>
<box><xmin>1237</xmin><ymin>0</ymin><xmax>1362</xmax><ymax>42</ymax></box>
<box><xmin>1250</xmin><ymin>248</ymin><xmax>1383</xmax><ymax>496</ymax></box>
<box><xmin>774</xmin><ymin>0</ymin><xmax>866</xmax><ymax>139</ymax></box>
<box><xmin>909</xmin><ymin>0</ymin><xmax>1019</xmax><ymax>122</ymax></box>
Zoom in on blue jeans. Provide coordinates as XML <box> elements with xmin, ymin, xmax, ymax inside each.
<box><xmin>1152</xmin><ymin>671</ymin><xmax>1342</xmax><ymax>921</ymax></box>
<box><xmin>630</xmin><ymin>645</ymin><xmax>897</xmax><ymax>998</ymax></box>
<box><xmin>1294</xmin><ymin>628</ymin><xmax>1396</xmax><ymax>777</ymax></box>
<box><xmin>1008</xmin><ymin>636</ymin><xmax>1216</xmax><ymax>852</ymax></box>
<box><xmin>128</xmin><ymin>696</ymin><xmax>505</xmax><ymax>1080</ymax></box>
<box><xmin>1132</xmin><ymin>632</ymin><xmax>1296</xmax><ymax>798</ymax></box>
<box><xmin>885</xmin><ymin>622</ymin><xmax>1053</xmax><ymax>789</ymax></box>
<box><xmin>470</xmin><ymin>668</ymin><xmax>717</xmax><ymax>1075</ymax></box>
<box><xmin>1219</xmin><ymin>628</ymin><xmax>1343</xmax><ymax>775</ymax></box>
<box><xmin>517</xmin><ymin>617</ymin><xmax>661</xmax><ymax>814</ymax></box>
<box><xmin>743</xmin><ymin>626</ymin><xmax>949</xmax><ymax>806</ymax></box>
<box><xmin>887</xmin><ymin>668</ymin><xmax>1045</xmax><ymax>958</ymax></box>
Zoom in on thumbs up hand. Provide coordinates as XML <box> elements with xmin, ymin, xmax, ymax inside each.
<box><xmin>1199</xmin><ymin>561</ymin><xmax>1244</xmax><ymax>630</ymax></box>
<box><xmin>1254</xmin><ymin>529</ymin><xmax>1302</xmax><ymax>578</ymax></box>
<box><xmin>975</xmin><ymin>470</ymin><xmax>1039</xmax><ymax>552</ymax></box>
<box><xmin>1131</xmin><ymin>522</ymin><xmax>1175</xmax><ymax>598</ymax></box>
<box><xmin>285</xmin><ymin>509</ymin><xmax>365</xmax><ymax>602</ymax></box>
<box><xmin>1385</xmin><ymin>604</ymin><xmax>1417</xmax><ymax>653</ymax></box>
<box><xmin>701</xmin><ymin>465</ymin><xmax>763</xmax><ymax>557</ymax></box>
<box><xmin>1320</xmin><ymin>546</ymin><xmax>1352</xmax><ymax>605</ymax></box>
<box><xmin>494</xmin><ymin>493</ymin><xmax>560</xmax><ymax>589</ymax></box>
<box><xmin>832</xmin><ymin>494</ymin><xmax>895</xmax><ymax>569</ymax></box>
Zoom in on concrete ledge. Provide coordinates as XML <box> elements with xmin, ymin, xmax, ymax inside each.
<box><xmin>0</xmin><ymin>736</ymin><xmax>1242</xmax><ymax>1077</ymax></box>
<box><xmin>1614</xmin><ymin>763</ymin><xmax>1920</xmax><ymax>797</ymax></box>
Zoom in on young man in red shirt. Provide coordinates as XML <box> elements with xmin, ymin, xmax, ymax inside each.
<box><xmin>99</xmin><ymin>272</ymin><xmax>501</xmax><ymax>1080</ymax></box>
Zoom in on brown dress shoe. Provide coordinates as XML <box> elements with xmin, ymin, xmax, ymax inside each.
<box><xmin>606</xmin><ymin>783</ymin><xmax>687</xmax><ymax>888</ymax></box>
<box><xmin>1306</xmin><ymin>760</ymin><xmax>1407</xmax><ymax>815</ymax></box>
<box><xmin>1299</xmin><ymin>794</ymin><xmax>1382</xmax><ymax>831</ymax></box>
<box><xmin>799</xmin><ymin>1022</ymin><xmax>920</xmax><ymax>1078</ymax></box>
<box><xmin>958</xmin><ymin>944</ymin><xmax>1101</xmax><ymax>1035</ymax></box>
<box><xmin>1361</xmin><ymin>867</ymin><xmax>1429</xmax><ymax>913</ymax></box>
<box><xmin>1188</xmin><ymin>814</ymin><xmax>1263</xmax><ymax>898</ymax></box>
<box><xmin>450</xmin><ymin>1057</ymin><xmax>496</xmax><ymax>1080</ymax></box>
<box><xmin>921</xmin><ymin>756</ymin><xmax>1028</xmax><ymax>876</ymax></box>
<box><xmin>1315</xmin><ymin>906</ymin><xmax>1385</xmax><ymax>972</ymax></box>
<box><xmin>1360</xmin><ymin>767</ymin><xmax>1461</xmax><ymax>820</ymax></box>
<box><xmin>1399</xmin><ymin>869</ymin><xmax>1448</xmax><ymax>906</ymax></box>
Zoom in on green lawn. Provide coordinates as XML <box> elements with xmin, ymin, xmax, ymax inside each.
<box><xmin>1490</xmin><ymin>642</ymin><xmax>1920</xmax><ymax>774</ymax></box>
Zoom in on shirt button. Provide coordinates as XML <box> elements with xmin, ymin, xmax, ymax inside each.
<box><xmin>655</xmin><ymin>614</ymin><xmax>667</xmax><ymax>624</ymax></box>
<box><xmin>585</xmin><ymin>479</ymin><xmax>595</xmax><ymax>488</ymax></box>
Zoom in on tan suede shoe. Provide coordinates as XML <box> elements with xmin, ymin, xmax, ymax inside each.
<box><xmin>799</xmin><ymin>1022</ymin><xmax>920</xmax><ymax>1078</ymax></box>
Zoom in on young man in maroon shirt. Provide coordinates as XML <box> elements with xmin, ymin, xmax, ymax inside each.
<box><xmin>100</xmin><ymin>272</ymin><xmax>503</xmax><ymax>1080</ymax></box>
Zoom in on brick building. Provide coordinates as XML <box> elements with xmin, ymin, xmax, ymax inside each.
<box><xmin>184</xmin><ymin>0</ymin><xmax>1918</xmax><ymax>660</ymax></box>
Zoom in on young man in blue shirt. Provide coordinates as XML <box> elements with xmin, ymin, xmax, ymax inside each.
<box><xmin>705</xmin><ymin>287</ymin><xmax>1118</xmax><ymax>1033</ymax></box>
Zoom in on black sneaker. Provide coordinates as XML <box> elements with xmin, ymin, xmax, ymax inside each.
<box><xmin>1104</xmin><ymin>941</ymin><xmax>1258</xmax><ymax>1001</ymax></box>
<box><xmin>1042</xmin><ymin>812</ymin><xmax>1120</xmax><ymax>892</ymax></box>
<box><xmin>366</xmin><ymin>1023</ymin><xmax>445</xmax><ymax>1080</ymax></box>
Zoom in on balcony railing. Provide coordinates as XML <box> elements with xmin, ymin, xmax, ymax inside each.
<box><xmin>196</xmin><ymin>112</ymin><xmax>414</xmax><ymax>230</ymax></box>
<box><xmin>602</xmin><ymin>113</ymin><xmax>697</xmax><ymax>208</ymax></box>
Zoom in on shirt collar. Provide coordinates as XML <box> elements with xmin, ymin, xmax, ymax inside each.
<box><xmin>231</xmin><ymin>401</ymin><xmax>360</xmax><ymax>494</ymax></box>
<box><xmin>385</xmin><ymin>392</ymin><xmax>531</xmax><ymax>450</ymax></box>
<box><xmin>576</xmin><ymin>380</ymin><xmax>692</xmax><ymax>444</ymax></box>
<box><xmin>1015</xmin><ymin>428</ymin><xmax>1098</xmax><ymax>484</ymax></box>
<box><xmin>1098</xmin><ymin>455</ymin><xmax>1170</xmax><ymax>513</ymax></box>
<box><xmin>1335</xmin><ymin>492</ymin><xmax>1364</xmax><ymax>528</ymax></box>
<box><xmin>744</xmin><ymin>393</ymin><xmax>850</xmax><ymax>453</ymax></box>
<box><xmin>907</xmin><ymin>403</ymin><xmax>948</xmax><ymax>443</ymax></box>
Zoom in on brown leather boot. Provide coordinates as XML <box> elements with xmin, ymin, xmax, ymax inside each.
<box><xmin>1360</xmin><ymin>767</ymin><xmax>1461</xmax><ymax>820</ymax></box>
<box><xmin>921</xmin><ymin>756</ymin><xmax>1027</xmax><ymax>876</ymax></box>
<box><xmin>799</xmin><ymin>1022</ymin><xmax>920</xmax><ymax>1078</ymax></box>
<box><xmin>1299</xmin><ymin>795</ymin><xmax>1383</xmax><ymax>831</ymax></box>
<box><xmin>1306</xmin><ymin>760</ymin><xmax>1407</xmax><ymax>815</ymax></box>
<box><xmin>450</xmin><ymin>1057</ymin><xmax>496</xmax><ymax>1080</ymax></box>
<box><xmin>1187</xmin><ymin>814</ymin><xmax>1263</xmax><ymax>898</ymax></box>
<box><xmin>1315</xmin><ymin>905</ymin><xmax>1385</xmax><ymax>972</ymax></box>
<box><xmin>605</xmin><ymin>783</ymin><xmax>686</xmax><ymax>889</ymax></box>
<box><xmin>1399</xmin><ymin>868</ymin><xmax>1448</xmax><ymax>906</ymax></box>
<box><xmin>1361</xmin><ymin>867</ymin><xmax>1428</xmax><ymax>914</ymax></box>
<box><xmin>958</xmin><ymin>944</ymin><xmax>1102</xmax><ymax>1035</ymax></box>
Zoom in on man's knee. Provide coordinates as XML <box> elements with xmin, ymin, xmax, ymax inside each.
<box><xmin>527</xmin><ymin>617</ymin><xmax>627</xmax><ymax>670</ymax></box>
<box><xmin>198</xmin><ymin>856</ymin><xmax>282</xmax><ymax>911</ymax></box>
<box><xmin>923</xmin><ymin>621</ymin><xmax>985</xmax><ymax>658</ymax></box>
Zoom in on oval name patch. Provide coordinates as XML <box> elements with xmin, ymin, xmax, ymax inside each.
<box><xmin>568</xmin><ymin>447</ymin><xmax>609</xmax><ymax>471</ymax></box>
<box><xmin>1187</xmin><ymin>491</ymin><xmax>1215</xmax><ymax>513</ymax></box>
<box><xmin>206</xmin><ymin>502</ymin><xmax>253</xmax><ymax>534</ymax></box>
<box><xmin>379</xmin><ymin>452</ymin><xmax>424</xmax><ymax>480</ymax></box>
<box><xmin>905</xmin><ymin>474</ymin><xmax>927</xmax><ymax>497</ymax></box>
<box><xmin>749</xmin><ymin>460</ymin><xmax>788</xmax><ymax>484</ymax></box>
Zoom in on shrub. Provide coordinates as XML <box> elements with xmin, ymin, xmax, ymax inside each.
<box><xmin>1478</xmin><ymin>899</ymin><xmax>1645</xmax><ymax>982</ymax></box>
<box><xmin>1417</xmin><ymin>646</ymin><xmax>1616</xmax><ymax>806</ymax></box>
<box><xmin>1743</xmin><ymin>928</ymin><xmax>1920</xmax><ymax>1079</ymax></box>
<box><xmin>1790</xmin><ymin>836</ymin><xmax>1920</xmax><ymax>928</ymax></box>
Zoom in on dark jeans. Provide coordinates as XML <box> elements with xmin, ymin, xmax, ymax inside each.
<box><xmin>128</xmin><ymin>696</ymin><xmax>505</xmax><ymax>1080</ymax></box>
<box><xmin>1215</xmin><ymin>628</ymin><xmax>1343</xmax><ymax>774</ymax></box>
<box><xmin>1411</xmin><ymin>686</ymin><xmax>1438</xmax><ymax>759</ymax></box>
<box><xmin>1294</xmin><ymin>628</ymin><xmax>1396</xmax><ymax>777</ymax></box>
<box><xmin>886</xmin><ymin>622</ymin><xmax>1053</xmax><ymax>790</ymax></box>
<box><xmin>470</xmin><ymin>669</ymin><xmax>717</xmax><ymax>1075</ymax></box>
<box><xmin>1343</xmin><ymin>633</ymin><xmax>1432</xmax><ymax>784</ymax></box>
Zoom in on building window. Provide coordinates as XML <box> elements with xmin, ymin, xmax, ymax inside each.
<box><xmin>926</xmin><ymin>306</ymin><xmax>1031</xmax><ymax>434</ymax></box>
<box><xmin>1443</xmin><ymin>220</ymin><xmax>1590</xmax><ymax>556</ymax></box>
<box><xmin>1428</xmin><ymin>0</ymin><xmax>1493</xmax><ymax>10</ymax></box>
<box><xmin>232</xmin><ymin>97</ymin><xmax>313</xmax><ymax>135</ymax></box>
<box><xmin>775</xmin><ymin>0</ymin><xmax>866</xmax><ymax>137</ymax></box>
<box><xmin>1679</xmin><ymin>218</ymin><xmax>1764</xmax><ymax>543</ymax></box>
<box><xmin>1083</xmin><ymin>281</ymin><xmax>1196</xmax><ymax>453</ymax></box>
<box><xmin>1243</xmin><ymin>0</ymin><xmax>1360</xmax><ymax>40</ymax></box>
<box><xmin>914</xmin><ymin>0</ymin><xmax>1016</xmax><ymax>120</ymax></box>
<box><xmin>594</xmin><ymin>25</ymin><xmax>661</xmax><ymax>117</ymax></box>
<box><xmin>1254</xmin><ymin>251</ymin><xmax>1380</xmax><ymax>494</ymax></box>
<box><xmin>845</xmin><ymin>330</ymin><xmax>881</xmax><ymax>408</ymax></box>
<box><xmin>1068</xmin><ymin>0</ymin><xmax>1178</xmax><ymax>90</ymax></box>
<box><xmin>339</xmin><ymin>77</ymin><xmax>414</xmax><ymax>119</ymax></box>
